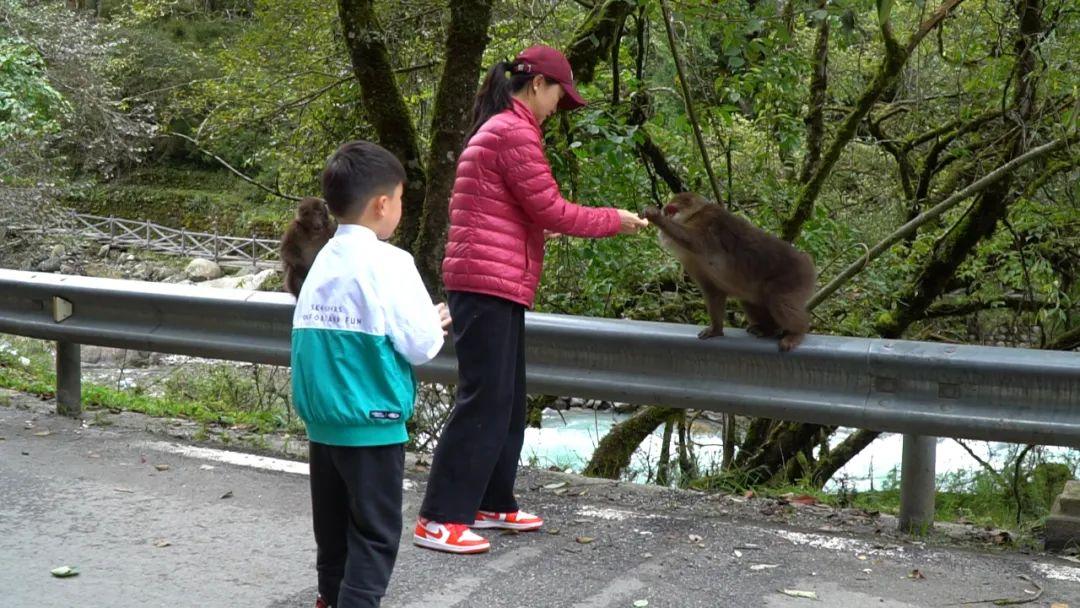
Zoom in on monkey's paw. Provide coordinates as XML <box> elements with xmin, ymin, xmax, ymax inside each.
<box><xmin>641</xmin><ymin>206</ymin><xmax>662</xmax><ymax>221</ymax></box>
<box><xmin>697</xmin><ymin>326</ymin><xmax>724</xmax><ymax>339</ymax></box>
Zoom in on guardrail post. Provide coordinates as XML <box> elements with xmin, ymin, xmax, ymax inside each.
<box><xmin>250</xmin><ymin>233</ymin><xmax>257</xmax><ymax>269</ymax></box>
<box><xmin>109</xmin><ymin>215</ymin><xmax>115</xmax><ymax>246</ymax></box>
<box><xmin>145</xmin><ymin>219</ymin><xmax>151</xmax><ymax>249</ymax></box>
<box><xmin>213</xmin><ymin>226</ymin><xmax>220</xmax><ymax>262</ymax></box>
<box><xmin>898</xmin><ymin>434</ymin><xmax>936</xmax><ymax>533</ymax></box>
<box><xmin>56</xmin><ymin>341</ymin><xmax>81</xmax><ymax>417</ymax></box>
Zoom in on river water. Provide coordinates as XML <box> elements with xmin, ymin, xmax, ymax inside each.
<box><xmin>522</xmin><ymin>408</ymin><xmax>1077</xmax><ymax>490</ymax></box>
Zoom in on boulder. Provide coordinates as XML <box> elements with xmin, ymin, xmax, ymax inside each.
<box><xmin>200</xmin><ymin>268</ymin><xmax>276</xmax><ymax>291</ymax></box>
<box><xmin>184</xmin><ymin>258</ymin><xmax>223</xmax><ymax>282</ymax></box>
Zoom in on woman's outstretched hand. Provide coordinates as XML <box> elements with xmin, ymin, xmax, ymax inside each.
<box><xmin>617</xmin><ymin>209</ymin><xmax>649</xmax><ymax>234</ymax></box>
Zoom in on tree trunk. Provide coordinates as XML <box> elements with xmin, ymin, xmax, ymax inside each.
<box><xmin>412</xmin><ymin>0</ymin><xmax>494</xmax><ymax>292</ymax></box>
<box><xmin>798</xmin><ymin>0</ymin><xmax>830</xmax><ymax>186</ymax></box>
<box><xmin>738</xmin><ymin>422</ymin><xmax>825</xmax><ymax>486</ymax></box>
<box><xmin>583</xmin><ymin>406</ymin><xmax>677</xmax><ymax>479</ymax></box>
<box><xmin>337</xmin><ymin>0</ymin><xmax>427</xmax><ymax>251</ymax></box>
<box><xmin>656</xmin><ymin>418</ymin><xmax>674</xmax><ymax>486</ymax></box>
<box><xmin>811</xmin><ymin>428</ymin><xmax>880</xmax><ymax>488</ymax></box>
<box><xmin>565</xmin><ymin>0</ymin><xmax>636</xmax><ymax>85</ymax></box>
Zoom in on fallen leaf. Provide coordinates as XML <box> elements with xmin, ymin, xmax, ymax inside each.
<box><xmin>199</xmin><ymin>465</ymin><xmax>215</xmax><ymax>471</ymax></box>
<box><xmin>154</xmin><ymin>464</ymin><xmax>170</xmax><ymax>472</ymax></box>
<box><xmin>786</xmin><ymin>494</ymin><xmax>820</xmax><ymax>506</ymax></box>
<box><xmin>642</xmin><ymin>552</ymin><xmax>653</xmax><ymax>559</ymax></box>
<box><xmin>633</xmin><ymin>600</ymin><xmax>649</xmax><ymax>607</ymax></box>
<box><xmin>501</xmin><ymin>529</ymin><xmax>520</xmax><ymax>536</ymax></box>
<box><xmin>861</xmin><ymin>569</ymin><xmax>872</xmax><ymax>574</ymax></box>
<box><xmin>154</xmin><ymin>540</ymin><xmax>171</xmax><ymax>548</ymax></box>
<box><xmin>780</xmin><ymin>589</ymin><xmax>817</xmax><ymax>600</ymax></box>
<box><xmin>220</xmin><ymin>490</ymin><xmax>233</xmax><ymax>500</ymax></box>
<box><xmin>576</xmin><ymin>536</ymin><xmax>595</xmax><ymax>544</ymax></box>
<box><xmin>857</xmin><ymin>554</ymin><xmax>868</xmax><ymax>561</ymax></box>
<box><xmin>554</xmin><ymin>488</ymin><xmax>568</xmax><ymax>496</ymax></box>
<box><xmin>87</xmin><ymin>452</ymin><xmax>100</xmax><ymax>459</ymax></box>
<box><xmin>50</xmin><ymin>566</ymin><xmax>78</xmax><ymax>578</ymax></box>
<box><xmin>543</xmin><ymin>482</ymin><xmax>567</xmax><ymax>490</ymax></box>
<box><xmin>34</xmin><ymin>430</ymin><xmax>51</xmax><ymax>437</ymax></box>
<box><xmin>735</xmin><ymin>543</ymin><xmax>762</xmax><ymax>550</ymax></box>
<box><xmin>744</xmin><ymin>490</ymin><xmax>756</xmax><ymax>499</ymax></box>
<box><xmin>114</xmin><ymin>488</ymin><xmax>134</xmax><ymax>493</ymax></box>
<box><xmin>1050</xmin><ymin>603</ymin><xmax>1068</xmax><ymax>608</ymax></box>
<box><xmin>546</xmin><ymin>528</ymin><xmax>561</xmax><ymax>535</ymax></box>
<box><xmin>909</xmin><ymin>569</ymin><xmax>926</xmax><ymax>580</ymax></box>
<box><xmin>750</xmin><ymin>564</ymin><xmax>779</xmax><ymax>571</ymax></box>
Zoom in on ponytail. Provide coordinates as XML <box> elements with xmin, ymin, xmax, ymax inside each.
<box><xmin>468</xmin><ymin>60</ymin><xmax>548</xmax><ymax>141</ymax></box>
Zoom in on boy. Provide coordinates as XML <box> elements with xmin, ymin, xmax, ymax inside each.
<box><xmin>291</xmin><ymin>140</ymin><xmax>450</xmax><ymax>608</ymax></box>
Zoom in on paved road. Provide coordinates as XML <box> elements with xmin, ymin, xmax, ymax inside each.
<box><xmin>2</xmin><ymin>396</ymin><xmax>1079</xmax><ymax>608</ymax></box>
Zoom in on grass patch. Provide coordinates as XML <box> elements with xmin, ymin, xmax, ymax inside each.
<box><xmin>0</xmin><ymin>337</ymin><xmax>302</xmax><ymax>435</ymax></box>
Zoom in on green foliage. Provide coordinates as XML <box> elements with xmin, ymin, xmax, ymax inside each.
<box><xmin>0</xmin><ymin>37</ymin><xmax>69</xmax><ymax>141</ymax></box>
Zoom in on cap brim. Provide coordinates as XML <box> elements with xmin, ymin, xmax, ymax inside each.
<box><xmin>558</xmin><ymin>82</ymin><xmax>587</xmax><ymax>110</ymax></box>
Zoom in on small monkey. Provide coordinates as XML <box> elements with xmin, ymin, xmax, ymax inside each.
<box><xmin>280</xmin><ymin>197</ymin><xmax>335</xmax><ymax>297</ymax></box>
<box><xmin>642</xmin><ymin>193</ymin><xmax>816</xmax><ymax>351</ymax></box>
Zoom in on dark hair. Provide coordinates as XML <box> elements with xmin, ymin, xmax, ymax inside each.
<box><xmin>468</xmin><ymin>61</ymin><xmax>558</xmax><ymax>140</ymax></box>
<box><xmin>320</xmin><ymin>140</ymin><xmax>406</xmax><ymax>218</ymax></box>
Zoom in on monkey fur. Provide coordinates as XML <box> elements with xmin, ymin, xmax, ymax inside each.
<box><xmin>280</xmin><ymin>197</ymin><xmax>335</xmax><ymax>297</ymax></box>
<box><xmin>642</xmin><ymin>193</ymin><xmax>816</xmax><ymax>351</ymax></box>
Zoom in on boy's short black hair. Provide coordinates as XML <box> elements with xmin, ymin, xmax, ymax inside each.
<box><xmin>321</xmin><ymin>140</ymin><xmax>406</xmax><ymax>218</ymax></box>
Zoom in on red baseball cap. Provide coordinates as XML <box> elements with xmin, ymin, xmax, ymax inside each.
<box><xmin>513</xmin><ymin>45</ymin><xmax>587</xmax><ymax>111</ymax></box>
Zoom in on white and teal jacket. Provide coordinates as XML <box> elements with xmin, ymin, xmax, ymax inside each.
<box><xmin>290</xmin><ymin>224</ymin><xmax>444</xmax><ymax>447</ymax></box>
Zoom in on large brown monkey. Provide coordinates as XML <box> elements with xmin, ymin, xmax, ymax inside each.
<box><xmin>641</xmin><ymin>193</ymin><xmax>816</xmax><ymax>351</ymax></box>
<box><xmin>280</xmin><ymin>197</ymin><xmax>335</xmax><ymax>297</ymax></box>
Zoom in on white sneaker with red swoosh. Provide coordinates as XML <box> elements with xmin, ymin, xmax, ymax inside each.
<box><xmin>413</xmin><ymin>517</ymin><xmax>491</xmax><ymax>554</ymax></box>
<box><xmin>472</xmin><ymin>509</ymin><xmax>544</xmax><ymax>531</ymax></box>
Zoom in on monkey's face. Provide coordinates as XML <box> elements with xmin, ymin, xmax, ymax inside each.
<box><xmin>298</xmin><ymin>198</ymin><xmax>331</xmax><ymax>232</ymax></box>
<box><xmin>663</xmin><ymin>193</ymin><xmax>708</xmax><ymax>221</ymax></box>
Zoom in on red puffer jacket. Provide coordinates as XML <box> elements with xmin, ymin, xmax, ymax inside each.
<box><xmin>442</xmin><ymin>98</ymin><xmax>621</xmax><ymax>307</ymax></box>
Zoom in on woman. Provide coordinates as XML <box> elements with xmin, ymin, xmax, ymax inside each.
<box><xmin>413</xmin><ymin>45</ymin><xmax>648</xmax><ymax>554</ymax></box>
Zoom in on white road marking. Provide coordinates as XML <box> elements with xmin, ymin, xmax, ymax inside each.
<box><xmin>142</xmin><ymin>440</ymin><xmax>310</xmax><ymax>475</ymax></box>
<box><xmin>1031</xmin><ymin>561</ymin><xmax>1080</xmax><ymax>583</ymax></box>
<box><xmin>141</xmin><ymin>441</ymin><xmax>417</xmax><ymax>491</ymax></box>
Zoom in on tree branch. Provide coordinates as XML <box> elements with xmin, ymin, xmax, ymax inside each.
<box><xmin>809</xmin><ymin>137</ymin><xmax>1074</xmax><ymax>310</ymax></box>
<box><xmin>161</xmin><ymin>132</ymin><xmax>301</xmax><ymax>202</ymax></box>
<box><xmin>1046</xmin><ymin>325</ymin><xmax>1080</xmax><ymax>351</ymax></box>
<box><xmin>659</xmin><ymin>0</ymin><xmax>723</xmax><ymax>205</ymax></box>
<box><xmin>780</xmin><ymin>0</ymin><xmax>968</xmax><ymax>242</ymax></box>
<box><xmin>923</xmin><ymin>293</ymin><xmax>1047</xmax><ymax>318</ymax></box>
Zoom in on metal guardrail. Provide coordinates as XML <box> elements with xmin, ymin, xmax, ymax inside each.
<box><xmin>2</xmin><ymin>269</ymin><xmax>1079</xmax><ymax>531</ymax></box>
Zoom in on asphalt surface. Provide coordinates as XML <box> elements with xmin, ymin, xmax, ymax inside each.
<box><xmin>2</xmin><ymin>391</ymin><xmax>1079</xmax><ymax>608</ymax></box>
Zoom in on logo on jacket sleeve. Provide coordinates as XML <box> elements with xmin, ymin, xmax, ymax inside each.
<box><xmin>370</xmin><ymin>411</ymin><xmax>402</xmax><ymax>420</ymax></box>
